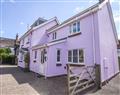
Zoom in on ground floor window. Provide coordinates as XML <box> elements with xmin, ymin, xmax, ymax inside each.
<box><xmin>41</xmin><ymin>49</ymin><xmax>47</xmax><ymax>64</ymax></box>
<box><xmin>57</xmin><ymin>49</ymin><xmax>61</xmax><ymax>63</ymax></box>
<box><xmin>20</xmin><ymin>53</ymin><xmax>23</xmax><ymax>61</ymax></box>
<box><xmin>68</xmin><ymin>49</ymin><xmax>84</xmax><ymax>64</ymax></box>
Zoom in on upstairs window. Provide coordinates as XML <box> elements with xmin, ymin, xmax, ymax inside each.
<box><xmin>70</xmin><ymin>21</ymin><xmax>80</xmax><ymax>34</ymax></box>
<box><xmin>73</xmin><ymin>23</ymin><xmax>76</xmax><ymax>33</ymax></box>
<box><xmin>52</xmin><ymin>32</ymin><xmax>57</xmax><ymax>40</ymax></box>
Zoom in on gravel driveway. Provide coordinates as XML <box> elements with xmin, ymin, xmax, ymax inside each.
<box><xmin>0</xmin><ymin>64</ymin><xmax>120</xmax><ymax>95</ymax></box>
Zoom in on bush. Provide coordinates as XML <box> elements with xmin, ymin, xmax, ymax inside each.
<box><xmin>1</xmin><ymin>54</ymin><xmax>15</xmax><ymax>64</ymax></box>
<box><xmin>24</xmin><ymin>52</ymin><xmax>30</xmax><ymax>68</ymax></box>
<box><xmin>0</xmin><ymin>48</ymin><xmax>15</xmax><ymax>64</ymax></box>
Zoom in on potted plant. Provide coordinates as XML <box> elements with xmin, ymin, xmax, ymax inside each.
<box><xmin>24</xmin><ymin>52</ymin><xmax>30</xmax><ymax>72</ymax></box>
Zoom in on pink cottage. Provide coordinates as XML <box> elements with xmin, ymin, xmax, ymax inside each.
<box><xmin>18</xmin><ymin>0</ymin><xmax>119</xmax><ymax>84</ymax></box>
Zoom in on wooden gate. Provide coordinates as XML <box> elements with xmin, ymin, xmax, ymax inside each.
<box><xmin>67</xmin><ymin>64</ymin><xmax>96</xmax><ymax>95</ymax></box>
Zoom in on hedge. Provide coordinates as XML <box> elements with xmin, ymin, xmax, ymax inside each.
<box><xmin>0</xmin><ymin>54</ymin><xmax>15</xmax><ymax>64</ymax></box>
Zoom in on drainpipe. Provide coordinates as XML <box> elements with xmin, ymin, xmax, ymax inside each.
<box><xmin>92</xmin><ymin>12</ymin><xmax>102</xmax><ymax>89</ymax></box>
<box><xmin>92</xmin><ymin>12</ymin><xmax>96</xmax><ymax>65</ymax></box>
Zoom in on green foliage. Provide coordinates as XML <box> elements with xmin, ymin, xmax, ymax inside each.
<box><xmin>24</xmin><ymin>52</ymin><xmax>30</xmax><ymax>67</ymax></box>
<box><xmin>0</xmin><ymin>48</ymin><xmax>11</xmax><ymax>55</ymax></box>
<box><xmin>5</xmin><ymin>48</ymin><xmax>11</xmax><ymax>54</ymax></box>
<box><xmin>0</xmin><ymin>48</ymin><xmax>14</xmax><ymax>64</ymax></box>
<box><xmin>0</xmin><ymin>48</ymin><xmax>5</xmax><ymax>54</ymax></box>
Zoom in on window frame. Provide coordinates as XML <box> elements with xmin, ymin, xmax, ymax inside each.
<box><xmin>52</xmin><ymin>32</ymin><xmax>57</xmax><ymax>40</ymax></box>
<box><xmin>70</xmin><ymin>21</ymin><xmax>80</xmax><ymax>35</ymax></box>
<box><xmin>56</xmin><ymin>49</ymin><xmax>61</xmax><ymax>63</ymax></box>
<box><xmin>34</xmin><ymin>50</ymin><xmax>37</xmax><ymax>59</ymax></box>
<box><xmin>68</xmin><ymin>49</ymin><xmax>84</xmax><ymax>64</ymax></box>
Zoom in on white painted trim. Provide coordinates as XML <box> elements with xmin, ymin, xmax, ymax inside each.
<box><xmin>99</xmin><ymin>0</ymin><xmax>109</xmax><ymax>9</ymax></box>
<box><xmin>32</xmin><ymin>44</ymin><xmax>47</xmax><ymax>50</ymax></box>
<box><xmin>56</xmin><ymin>49</ymin><xmax>61</xmax><ymax>63</ymax></box>
<box><xmin>20</xmin><ymin>17</ymin><xmax>59</xmax><ymax>40</ymax></box>
<box><xmin>67</xmin><ymin>49</ymin><xmax>85</xmax><ymax>64</ymax></box>
<box><xmin>47</xmin><ymin>39</ymin><xmax>66</xmax><ymax>46</ymax></box>
<box><xmin>32</xmin><ymin>17</ymin><xmax>58</xmax><ymax>30</ymax></box>
<box><xmin>48</xmin><ymin>7</ymin><xmax>99</xmax><ymax>33</ymax></box>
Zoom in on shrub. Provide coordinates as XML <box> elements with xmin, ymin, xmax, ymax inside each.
<box><xmin>1</xmin><ymin>54</ymin><xmax>15</xmax><ymax>64</ymax></box>
<box><xmin>24</xmin><ymin>52</ymin><xmax>30</xmax><ymax>68</ymax></box>
<box><xmin>0</xmin><ymin>48</ymin><xmax>14</xmax><ymax>64</ymax></box>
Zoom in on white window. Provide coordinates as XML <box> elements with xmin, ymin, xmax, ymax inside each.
<box><xmin>70</xmin><ymin>21</ymin><xmax>80</xmax><ymax>34</ymax></box>
<box><xmin>41</xmin><ymin>49</ymin><xmax>47</xmax><ymax>64</ymax></box>
<box><xmin>68</xmin><ymin>49</ymin><xmax>84</xmax><ymax>64</ymax></box>
<box><xmin>34</xmin><ymin>50</ymin><xmax>37</xmax><ymax>59</ymax></box>
<box><xmin>68</xmin><ymin>50</ymin><xmax>72</xmax><ymax>62</ymax></box>
<box><xmin>21</xmin><ymin>39</ymin><xmax>24</xmax><ymax>46</ymax></box>
<box><xmin>52</xmin><ymin>32</ymin><xmax>57</xmax><ymax>40</ymax></box>
<box><xmin>20</xmin><ymin>53</ymin><xmax>23</xmax><ymax>61</ymax></box>
<box><xmin>57</xmin><ymin>49</ymin><xmax>61</xmax><ymax>63</ymax></box>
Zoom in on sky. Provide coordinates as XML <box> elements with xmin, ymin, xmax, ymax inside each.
<box><xmin>0</xmin><ymin>0</ymin><xmax>120</xmax><ymax>39</ymax></box>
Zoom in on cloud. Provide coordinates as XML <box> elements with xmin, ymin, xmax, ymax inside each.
<box><xmin>1</xmin><ymin>0</ymin><xmax>5</xmax><ymax>3</ymax></box>
<box><xmin>74</xmin><ymin>7</ymin><xmax>84</xmax><ymax>13</ymax></box>
<box><xmin>114</xmin><ymin>15</ymin><xmax>120</xmax><ymax>22</ymax></box>
<box><xmin>110</xmin><ymin>0</ymin><xmax>120</xmax><ymax>4</ymax></box>
<box><xmin>0</xmin><ymin>30</ymin><xmax>4</xmax><ymax>37</ymax></box>
<box><xmin>20</xmin><ymin>22</ymin><xmax>24</xmax><ymax>25</ymax></box>
<box><xmin>9</xmin><ymin>0</ymin><xmax>15</xmax><ymax>3</ymax></box>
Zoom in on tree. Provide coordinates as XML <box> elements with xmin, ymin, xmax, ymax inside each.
<box><xmin>24</xmin><ymin>52</ymin><xmax>30</xmax><ymax>68</ymax></box>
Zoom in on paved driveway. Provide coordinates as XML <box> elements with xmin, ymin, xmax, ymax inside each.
<box><xmin>0</xmin><ymin>65</ymin><xmax>120</xmax><ymax>95</ymax></box>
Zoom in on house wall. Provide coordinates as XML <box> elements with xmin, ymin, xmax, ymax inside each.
<box><xmin>48</xmin><ymin>26</ymin><xmax>69</xmax><ymax>42</ymax></box>
<box><xmin>31</xmin><ymin>20</ymin><xmax>57</xmax><ymax>46</ymax></box>
<box><xmin>18</xmin><ymin>53</ymin><xmax>25</xmax><ymax>68</ymax></box>
<box><xmin>46</xmin><ymin>13</ymin><xmax>97</xmax><ymax>77</ymax></box>
<box><xmin>29</xmin><ymin>20</ymin><xmax>58</xmax><ymax>74</ymax></box>
<box><xmin>67</xmin><ymin>14</ymin><xmax>95</xmax><ymax>66</ymax></box>
<box><xmin>46</xmin><ymin>42</ymin><xmax>67</xmax><ymax>77</ymax></box>
<box><xmin>98</xmin><ymin>3</ymin><xmax>119</xmax><ymax>82</ymax></box>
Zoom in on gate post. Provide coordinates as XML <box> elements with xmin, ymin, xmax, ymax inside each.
<box><xmin>66</xmin><ymin>64</ymin><xmax>70</xmax><ymax>95</ymax></box>
<box><xmin>95</xmin><ymin>64</ymin><xmax>102</xmax><ymax>89</ymax></box>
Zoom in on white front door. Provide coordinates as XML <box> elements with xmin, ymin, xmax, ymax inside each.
<box><xmin>39</xmin><ymin>48</ymin><xmax>47</xmax><ymax>74</ymax></box>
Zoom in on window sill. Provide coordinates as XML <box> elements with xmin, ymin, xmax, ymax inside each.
<box><xmin>26</xmin><ymin>42</ymin><xmax>30</xmax><ymax>44</ymax></box>
<box><xmin>56</xmin><ymin>63</ymin><xmax>62</xmax><ymax>66</ymax></box>
<box><xmin>33</xmin><ymin>60</ymin><xmax>36</xmax><ymax>63</ymax></box>
<box><xmin>68</xmin><ymin>32</ymin><xmax>81</xmax><ymax>38</ymax></box>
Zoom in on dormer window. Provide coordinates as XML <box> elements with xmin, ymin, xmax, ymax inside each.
<box><xmin>52</xmin><ymin>32</ymin><xmax>57</xmax><ymax>40</ymax></box>
<box><xmin>70</xmin><ymin>21</ymin><xmax>80</xmax><ymax>34</ymax></box>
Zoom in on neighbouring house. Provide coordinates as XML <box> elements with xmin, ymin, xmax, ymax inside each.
<box><xmin>0</xmin><ymin>37</ymin><xmax>15</xmax><ymax>54</ymax></box>
<box><xmin>18</xmin><ymin>0</ymin><xmax>119</xmax><ymax>84</ymax></box>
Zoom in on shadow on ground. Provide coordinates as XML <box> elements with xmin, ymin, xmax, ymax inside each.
<box><xmin>0</xmin><ymin>65</ymin><xmax>68</xmax><ymax>95</ymax></box>
<box><xmin>1</xmin><ymin>65</ymin><xmax>119</xmax><ymax>95</ymax></box>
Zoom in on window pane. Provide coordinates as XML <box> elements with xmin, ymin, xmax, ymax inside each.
<box><xmin>35</xmin><ymin>51</ymin><xmax>37</xmax><ymax>59</ymax></box>
<box><xmin>69</xmin><ymin>25</ymin><xmax>72</xmax><ymax>33</ymax></box>
<box><xmin>68</xmin><ymin>50</ymin><xmax>72</xmax><ymax>62</ymax></box>
<box><xmin>52</xmin><ymin>33</ymin><xmax>54</xmax><ymax>40</ymax></box>
<box><xmin>57</xmin><ymin>50</ymin><xmax>60</xmax><ymax>55</ymax></box>
<box><xmin>55</xmin><ymin>32</ymin><xmax>57</xmax><ymax>39</ymax></box>
<box><xmin>73</xmin><ymin>23</ymin><xmax>76</xmax><ymax>33</ymax></box>
<box><xmin>79</xmin><ymin>49</ymin><xmax>84</xmax><ymax>63</ymax></box>
<box><xmin>77</xmin><ymin>21</ymin><xmax>80</xmax><ymax>32</ymax></box>
<box><xmin>73</xmin><ymin>49</ymin><xmax>78</xmax><ymax>63</ymax></box>
<box><xmin>57</xmin><ymin>56</ymin><xmax>60</xmax><ymax>62</ymax></box>
<box><xmin>57</xmin><ymin>50</ymin><xmax>60</xmax><ymax>62</ymax></box>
